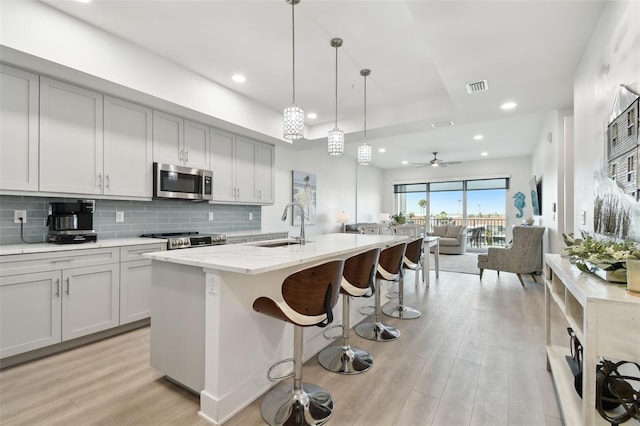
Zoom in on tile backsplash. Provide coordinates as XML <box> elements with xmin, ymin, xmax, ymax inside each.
<box><xmin>0</xmin><ymin>195</ymin><xmax>261</xmax><ymax>245</ymax></box>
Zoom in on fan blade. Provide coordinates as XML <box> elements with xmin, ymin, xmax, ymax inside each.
<box><xmin>442</xmin><ymin>161</ymin><xmax>463</xmax><ymax>166</ymax></box>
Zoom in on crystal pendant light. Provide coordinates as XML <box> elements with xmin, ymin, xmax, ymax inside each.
<box><xmin>358</xmin><ymin>69</ymin><xmax>372</xmax><ymax>166</ymax></box>
<box><xmin>328</xmin><ymin>38</ymin><xmax>344</xmax><ymax>156</ymax></box>
<box><xmin>283</xmin><ymin>0</ymin><xmax>304</xmax><ymax>140</ymax></box>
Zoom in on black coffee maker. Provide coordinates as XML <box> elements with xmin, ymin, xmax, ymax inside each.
<box><xmin>47</xmin><ymin>200</ymin><xmax>98</xmax><ymax>244</ymax></box>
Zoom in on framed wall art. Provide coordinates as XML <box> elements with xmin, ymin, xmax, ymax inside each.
<box><xmin>291</xmin><ymin>170</ymin><xmax>316</xmax><ymax>225</ymax></box>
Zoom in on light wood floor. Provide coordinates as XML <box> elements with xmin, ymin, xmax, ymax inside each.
<box><xmin>0</xmin><ymin>269</ymin><xmax>566</xmax><ymax>426</ymax></box>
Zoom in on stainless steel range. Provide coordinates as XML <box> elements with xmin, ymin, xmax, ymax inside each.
<box><xmin>141</xmin><ymin>231</ymin><xmax>227</xmax><ymax>250</ymax></box>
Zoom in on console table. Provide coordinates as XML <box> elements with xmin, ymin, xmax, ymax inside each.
<box><xmin>544</xmin><ymin>254</ymin><xmax>640</xmax><ymax>426</ymax></box>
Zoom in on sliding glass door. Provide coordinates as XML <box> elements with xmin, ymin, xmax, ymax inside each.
<box><xmin>394</xmin><ymin>178</ymin><xmax>508</xmax><ymax>247</ymax></box>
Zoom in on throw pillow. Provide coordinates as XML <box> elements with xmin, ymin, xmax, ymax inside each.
<box><xmin>433</xmin><ymin>225</ymin><xmax>447</xmax><ymax>237</ymax></box>
<box><xmin>445</xmin><ymin>225</ymin><xmax>462</xmax><ymax>238</ymax></box>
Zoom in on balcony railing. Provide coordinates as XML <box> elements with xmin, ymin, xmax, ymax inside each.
<box><xmin>406</xmin><ymin>217</ymin><xmax>507</xmax><ymax>247</ymax></box>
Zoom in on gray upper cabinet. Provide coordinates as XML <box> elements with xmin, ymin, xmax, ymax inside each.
<box><xmin>40</xmin><ymin>77</ymin><xmax>104</xmax><ymax>194</ymax></box>
<box><xmin>256</xmin><ymin>143</ymin><xmax>275</xmax><ymax>204</ymax></box>
<box><xmin>104</xmin><ymin>96</ymin><xmax>153</xmax><ymax>198</ymax></box>
<box><xmin>153</xmin><ymin>111</ymin><xmax>209</xmax><ymax>170</ymax></box>
<box><xmin>210</xmin><ymin>130</ymin><xmax>274</xmax><ymax>205</ymax></box>
<box><xmin>39</xmin><ymin>77</ymin><xmax>152</xmax><ymax>198</ymax></box>
<box><xmin>0</xmin><ymin>65</ymin><xmax>39</xmax><ymax>192</ymax></box>
<box><xmin>210</xmin><ymin>129</ymin><xmax>236</xmax><ymax>202</ymax></box>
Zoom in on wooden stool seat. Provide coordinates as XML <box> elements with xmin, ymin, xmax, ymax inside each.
<box><xmin>383</xmin><ymin>237</ymin><xmax>423</xmax><ymax>319</ymax></box>
<box><xmin>318</xmin><ymin>248</ymin><xmax>380</xmax><ymax>375</ymax></box>
<box><xmin>252</xmin><ymin>260</ymin><xmax>344</xmax><ymax>426</ymax></box>
<box><xmin>354</xmin><ymin>242</ymin><xmax>407</xmax><ymax>342</ymax></box>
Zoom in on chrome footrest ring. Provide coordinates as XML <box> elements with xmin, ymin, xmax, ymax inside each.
<box><xmin>358</xmin><ymin>305</ymin><xmax>375</xmax><ymax>316</ymax></box>
<box><xmin>322</xmin><ymin>324</ymin><xmax>343</xmax><ymax>340</ymax></box>
<box><xmin>267</xmin><ymin>358</ymin><xmax>295</xmax><ymax>382</ymax></box>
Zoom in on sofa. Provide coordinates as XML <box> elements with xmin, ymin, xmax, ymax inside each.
<box><xmin>344</xmin><ymin>223</ymin><xmax>378</xmax><ymax>233</ymax></box>
<box><xmin>427</xmin><ymin>224</ymin><xmax>467</xmax><ymax>254</ymax></box>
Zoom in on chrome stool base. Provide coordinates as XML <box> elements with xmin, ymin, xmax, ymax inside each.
<box><xmin>317</xmin><ymin>345</ymin><xmax>374</xmax><ymax>374</ymax></box>
<box><xmin>260</xmin><ymin>382</ymin><xmax>334</xmax><ymax>426</ymax></box>
<box><xmin>382</xmin><ymin>304</ymin><xmax>422</xmax><ymax>319</ymax></box>
<box><xmin>354</xmin><ymin>320</ymin><xmax>401</xmax><ymax>341</ymax></box>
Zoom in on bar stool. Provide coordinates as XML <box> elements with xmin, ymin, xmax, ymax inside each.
<box><xmin>318</xmin><ymin>248</ymin><xmax>380</xmax><ymax>374</ymax></box>
<box><xmin>354</xmin><ymin>242</ymin><xmax>407</xmax><ymax>342</ymax></box>
<box><xmin>382</xmin><ymin>237</ymin><xmax>423</xmax><ymax>319</ymax></box>
<box><xmin>252</xmin><ymin>260</ymin><xmax>344</xmax><ymax>426</ymax></box>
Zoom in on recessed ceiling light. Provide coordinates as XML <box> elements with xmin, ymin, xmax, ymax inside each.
<box><xmin>232</xmin><ymin>74</ymin><xmax>246</xmax><ymax>83</ymax></box>
<box><xmin>378</xmin><ymin>148</ymin><xmax>386</xmax><ymax>153</ymax></box>
<box><xmin>402</xmin><ymin>160</ymin><xmax>408</xmax><ymax>165</ymax></box>
<box><xmin>473</xmin><ymin>134</ymin><xmax>484</xmax><ymax>140</ymax></box>
<box><xmin>306</xmin><ymin>112</ymin><xmax>317</xmax><ymax>119</ymax></box>
<box><xmin>500</xmin><ymin>102</ymin><xmax>517</xmax><ymax>110</ymax></box>
<box><xmin>75</xmin><ymin>0</ymin><xmax>92</xmax><ymax>3</ymax></box>
<box><xmin>481</xmin><ymin>152</ymin><xmax>489</xmax><ymax>156</ymax></box>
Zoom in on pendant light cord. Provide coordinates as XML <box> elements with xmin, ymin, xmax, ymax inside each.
<box><xmin>363</xmin><ymin>73</ymin><xmax>367</xmax><ymax>141</ymax></box>
<box><xmin>291</xmin><ymin>1</ymin><xmax>296</xmax><ymax>105</ymax></box>
<box><xmin>334</xmin><ymin>45</ymin><xmax>338</xmax><ymax>127</ymax></box>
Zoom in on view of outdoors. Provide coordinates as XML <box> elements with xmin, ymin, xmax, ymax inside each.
<box><xmin>396</xmin><ymin>179</ymin><xmax>507</xmax><ymax>247</ymax></box>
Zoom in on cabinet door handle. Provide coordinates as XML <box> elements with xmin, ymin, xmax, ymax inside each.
<box><xmin>185</xmin><ymin>150</ymin><xmax>189</xmax><ymax>163</ymax></box>
<box><xmin>97</xmin><ymin>173</ymin><xmax>103</xmax><ymax>189</ymax></box>
<box><xmin>51</xmin><ymin>258</ymin><xmax>73</xmax><ymax>264</ymax></box>
<box><xmin>258</xmin><ymin>189</ymin><xmax>262</xmax><ymax>199</ymax></box>
<box><xmin>105</xmin><ymin>174</ymin><xmax>110</xmax><ymax>189</ymax></box>
<box><xmin>55</xmin><ymin>278</ymin><xmax>60</xmax><ymax>297</ymax></box>
<box><xmin>65</xmin><ymin>277</ymin><xmax>70</xmax><ymax>295</ymax></box>
<box><xmin>179</xmin><ymin>150</ymin><xmax>184</xmax><ymax>163</ymax></box>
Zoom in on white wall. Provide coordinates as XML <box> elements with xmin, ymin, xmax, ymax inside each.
<box><xmin>382</xmin><ymin>156</ymin><xmax>532</xmax><ymax>242</ymax></box>
<box><xmin>531</xmin><ymin>108</ymin><xmax>574</xmax><ymax>254</ymax></box>
<box><xmin>261</xmin><ymin>145</ymin><xmax>384</xmax><ymax>236</ymax></box>
<box><xmin>572</xmin><ymin>1</ymin><xmax>640</xmax><ymax>236</ymax></box>
<box><xmin>0</xmin><ymin>0</ymin><xmax>283</xmax><ymax>143</ymax></box>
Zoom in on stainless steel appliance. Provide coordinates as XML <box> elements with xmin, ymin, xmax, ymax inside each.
<box><xmin>153</xmin><ymin>163</ymin><xmax>213</xmax><ymax>201</ymax></box>
<box><xmin>141</xmin><ymin>231</ymin><xmax>227</xmax><ymax>250</ymax></box>
<box><xmin>47</xmin><ymin>200</ymin><xmax>97</xmax><ymax>244</ymax></box>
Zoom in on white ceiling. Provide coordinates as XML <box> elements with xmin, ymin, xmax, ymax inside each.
<box><xmin>41</xmin><ymin>0</ymin><xmax>606</xmax><ymax>169</ymax></box>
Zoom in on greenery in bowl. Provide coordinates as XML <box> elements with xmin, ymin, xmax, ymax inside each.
<box><xmin>562</xmin><ymin>231</ymin><xmax>640</xmax><ymax>272</ymax></box>
<box><xmin>391</xmin><ymin>212</ymin><xmax>406</xmax><ymax>225</ymax></box>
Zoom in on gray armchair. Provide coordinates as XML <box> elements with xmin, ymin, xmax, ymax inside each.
<box><xmin>477</xmin><ymin>226</ymin><xmax>545</xmax><ymax>287</ymax></box>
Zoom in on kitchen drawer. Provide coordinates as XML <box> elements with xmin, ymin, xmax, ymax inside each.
<box><xmin>120</xmin><ymin>243</ymin><xmax>166</xmax><ymax>262</ymax></box>
<box><xmin>0</xmin><ymin>247</ymin><xmax>119</xmax><ymax>277</ymax></box>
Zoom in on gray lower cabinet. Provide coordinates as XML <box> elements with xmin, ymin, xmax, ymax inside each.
<box><xmin>0</xmin><ymin>242</ymin><xmax>165</xmax><ymax>360</ymax></box>
<box><xmin>119</xmin><ymin>243</ymin><xmax>165</xmax><ymax>324</ymax></box>
<box><xmin>0</xmin><ymin>270</ymin><xmax>62</xmax><ymax>358</ymax></box>
<box><xmin>0</xmin><ymin>261</ymin><xmax>119</xmax><ymax>358</ymax></box>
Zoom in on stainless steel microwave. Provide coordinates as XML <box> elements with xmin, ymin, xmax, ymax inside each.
<box><xmin>153</xmin><ymin>163</ymin><xmax>213</xmax><ymax>201</ymax></box>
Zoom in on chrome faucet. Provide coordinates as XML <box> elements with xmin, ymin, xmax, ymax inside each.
<box><xmin>281</xmin><ymin>202</ymin><xmax>305</xmax><ymax>245</ymax></box>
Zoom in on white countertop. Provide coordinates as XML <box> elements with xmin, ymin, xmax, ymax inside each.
<box><xmin>0</xmin><ymin>237</ymin><xmax>167</xmax><ymax>256</ymax></box>
<box><xmin>144</xmin><ymin>233</ymin><xmax>408</xmax><ymax>275</ymax></box>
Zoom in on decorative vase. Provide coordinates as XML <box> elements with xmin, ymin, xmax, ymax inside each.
<box><xmin>574</xmin><ymin>260</ymin><xmax>627</xmax><ymax>283</ymax></box>
<box><xmin>591</xmin><ymin>267</ymin><xmax>627</xmax><ymax>283</ymax></box>
<box><xmin>626</xmin><ymin>258</ymin><xmax>640</xmax><ymax>293</ymax></box>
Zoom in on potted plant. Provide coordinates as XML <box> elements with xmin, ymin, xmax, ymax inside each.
<box><xmin>562</xmin><ymin>231</ymin><xmax>640</xmax><ymax>283</ymax></box>
<box><xmin>391</xmin><ymin>212</ymin><xmax>406</xmax><ymax>225</ymax></box>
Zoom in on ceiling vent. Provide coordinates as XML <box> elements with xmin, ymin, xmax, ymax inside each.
<box><xmin>431</xmin><ymin>121</ymin><xmax>454</xmax><ymax>129</ymax></box>
<box><xmin>466</xmin><ymin>79</ymin><xmax>488</xmax><ymax>94</ymax></box>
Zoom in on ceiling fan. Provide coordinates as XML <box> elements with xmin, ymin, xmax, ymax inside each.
<box><xmin>413</xmin><ymin>152</ymin><xmax>463</xmax><ymax>168</ymax></box>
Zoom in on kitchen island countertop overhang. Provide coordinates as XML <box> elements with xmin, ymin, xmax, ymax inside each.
<box><xmin>145</xmin><ymin>233</ymin><xmax>410</xmax><ymax>425</ymax></box>
<box><xmin>143</xmin><ymin>233</ymin><xmax>408</xmax><ymax>275</ymax></box>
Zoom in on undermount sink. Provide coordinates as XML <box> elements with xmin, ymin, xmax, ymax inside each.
<box><xmin>253</xmin><ymin>240</ymin><xmax>304</xmax><ymax>248</ymax></box>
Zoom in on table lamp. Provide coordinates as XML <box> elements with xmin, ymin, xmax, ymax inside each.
<box><xmin>337</xmin><ymin>212</ymin><xmax>350</xmax><ymax>233</ymax></box>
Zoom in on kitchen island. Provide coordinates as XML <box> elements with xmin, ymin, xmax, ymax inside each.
<box><xmin>144</xmin><ymin>233</ymin><xmax>407</xmax><ymax>425</ymax></box>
